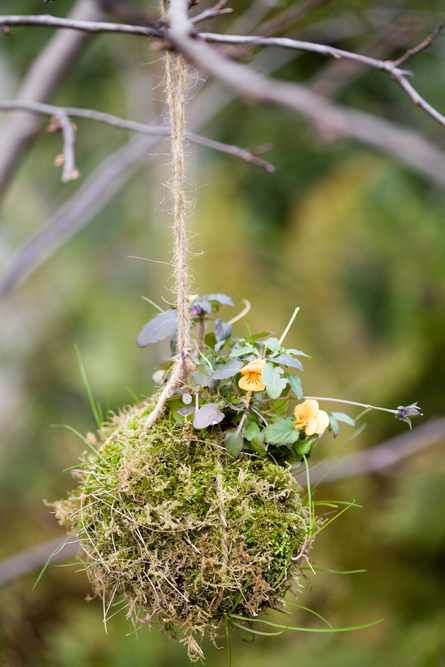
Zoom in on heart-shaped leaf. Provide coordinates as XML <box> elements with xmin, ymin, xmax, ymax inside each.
<box><xmin>261</xmin><ymin>364</ymin><xmax>288</xmax><ymax>399</ymax></box>
<box><xmin>137</xmin><ymin>310</ymin><xmax>178</xmax><ymax>348</ymax></box>
<box><xmin>193</xmin><ymin>403</ymin><xmax>225</xmax><ymax>429</ymax></box>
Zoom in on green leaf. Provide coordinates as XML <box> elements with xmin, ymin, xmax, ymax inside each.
<box><xmin>295</xmin><ymin>440</ymin><xmax>313</xmax><ymax>456</ymax></box>
<box><xmin>250</xmin><ymin>432</ymin><xmax>267</xmax><ymax>456</ymax></box>
<box><xmin>261</xmin><ymin>364</ymin><xmax>287</xmax><ymax>399</ymax></box>
<box><xmin>137</xmin><ymin>310</ymin><xmax>178</xmax><ymax>347</ymax></box>
<box><xmin>286</xmin><ymin>348</ymin><xmax>312</xmax><ymax>359</ymax></box>
<box><xmin>331</xmin><ymin>412</ymin><xmax>356</xmax><ymax>428</ymax></box>
<box><xmin>287</xmin><ymin>373</ymin><xmax>303</xmax><ymax>399</ymax></box>
<box><xmin>204</xmin><ymin>332</ymin><xmax>217</xmax><ymax>349</ymax></box>
<box><xmin>329</xmin><ymin>415</ymin><xmax>339</xmax><ymax>438</ymax></box>
<box><xmin>247</xmin><ymin>331</ymin><xmax>273</xmax><ymax>342</ymax></box>
<box><xmin>270</xmin><ymin>399</ymin><xmax>289</xmax><ymax>418</ymax></box>
<box><xmin>230</xmin><ymin>345</ymin><xmax>256</xmax><ymax>357</ymax></box>
<box><xmin>225</xmin><ymin>429</ymin><xmax>244</xmax><ymax>457</ymax></box>
<box><xmin>243</xmin><ymin>421</ymin><xmax>260</xmax><ymax>441</ymax></box>
<box><xmin>263</xmin><ymin>419</ymin><xmax>299</xmax><ymax>445</ymax></box>
<box><xmin>275</xmin><ymin>354</ymin><xmax>304</xmax><ymax>371</ymax></box>
<box><xmin>264</xmin><ymin>337</ymin><xmax>281</xmax><ymax>353</ymax></box>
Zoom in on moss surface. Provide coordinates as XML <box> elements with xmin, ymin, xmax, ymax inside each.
<box><xmin>55</xmin><ymin>401</ymin><xmax>312</xmax><ymax>661</ymax></box>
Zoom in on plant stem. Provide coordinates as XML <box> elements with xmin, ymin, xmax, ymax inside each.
<box><xmin>302</xmin><ymin>396</ymin><xmax>397</xmax><ymax>415</ymax></box>
<box><xmin>279</xmin><ymin>307</ymin><xmax>300</xmax><ymax>345</ymax></box>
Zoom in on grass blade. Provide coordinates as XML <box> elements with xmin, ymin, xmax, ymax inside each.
<box><xmin>33</xmin><ymin>528</ymin><xmax>79</xmax><ymax>589</ymax></box>
<box><xmin>74</xmin><ymin>345</ymin><xmax>101</xmax><ymax>429</ymax></box>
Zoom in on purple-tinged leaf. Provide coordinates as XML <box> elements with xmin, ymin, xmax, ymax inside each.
<box><xmin>209</xmin><ymin>359</ymin><xmax>243</xmax><ymax>381</ymax></box>
<box><xmin>193</xmin><ymin>403</ymin><xmax>225</xmax><ymax>429</ymax></box>
<box><xmin>205</xmin><ymin>293</ymin><xmax>235</xmax><ymax>307</ymax></box>
<box><xmin>177</xmin><ymin>405</ymin><xmax>195</xmax><ymax>417</ymax></box>
<box><xmin>215</xmin><ymin>318</ymin><xmax>233</xmax><ymax>343</ymax></box>
<box><xmin>275</xmin><ymin>354</ymin><xmax>304</xmax><ymax>371</ymax></box>
<box><xmin>137</xmin><ymin>310</ymin><xmax>178</xmax><ymax>348</ymax></box>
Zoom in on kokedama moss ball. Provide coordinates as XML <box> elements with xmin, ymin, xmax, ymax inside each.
<box><xmin>55</xmin><ymin>400</ymin><xmax>312</xmax><ymax>661</ymax></box>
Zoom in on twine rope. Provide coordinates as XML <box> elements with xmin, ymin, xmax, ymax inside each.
<box><xmin>146</xmin><ymin>5</ymin><xmax>193</xmax><ymax>428</ymax></box>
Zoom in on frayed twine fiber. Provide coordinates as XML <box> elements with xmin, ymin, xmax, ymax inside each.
<box><xmin>146</xmin><ymin>1</ymin><xmax>193</xmax><ymax>426</ymax></box>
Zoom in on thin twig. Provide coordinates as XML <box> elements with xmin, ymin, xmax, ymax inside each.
<box><xmin>393</xmin><ymin>19</ymin><xmax>445</xmax><ymax>67</ymax></box>
<box><xmin>0</xmin><ymin>101</ymin><xmax>276</xmax><ymax>172</ymax></box>
<box><xmin>0</xmin><ymin>0</ymin><xmax>103</xmax><ymax>201</ymax></box>
<box><xmin>2</xmin><ymin>15</ymin><xmax>445</xmax><ymax>130</ymax></box>
<box><xmin>199</xmin><ymin>32</ymin><xmax>413</xmax><ymax>77</ymax></box>
<box><xmin>56</xmin><ymin>112</ymin><xmax>78</xmax><ymax>182</ymax></box>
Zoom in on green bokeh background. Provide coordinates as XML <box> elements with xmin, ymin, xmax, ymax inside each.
<box><xmin>0</xmin><ymin>0</ymin><xmax>444</xmax><ymax>665</ymax></box>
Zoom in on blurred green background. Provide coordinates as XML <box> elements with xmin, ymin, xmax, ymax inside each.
<box><xmin>0</xmin><ymin>0</ymin><xmax>445</xmax><ymax>665</ymax></box>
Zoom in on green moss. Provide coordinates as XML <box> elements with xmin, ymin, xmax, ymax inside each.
<box><xmin>54</xmin><ymin>400</ymin><xmax>312</xmax><ymax>661</ymax></box>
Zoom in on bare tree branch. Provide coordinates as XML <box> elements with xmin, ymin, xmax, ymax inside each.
<box><xmin>0</xmin><ymin>13</ymin><xmax>161</xmax><ymax>38</ymax></box>
<box><xmin>295</xmin><ymin>418</ymin><xmax>445</xmax><ymax>487</ymax></box>
<box><xmin>0</xmin><ymin>0</ymin><xmax>103</xmax><ymax>201</ymax></box>
<box><xmin>164</xmin><ymin>0</ymin><xmax>445</xmax><ymax>180</ymax></box>
<box><xmin>0</xmin><ymin>101</ymin><xmax>276</xmax><ymax>173</ymax></box>
<box><xmin>0</xmin><ymin>535</ymin><xmax>80</xmax><ymax>587</ymax></box>
<box><xmin>3</xmin><ymin>13</ymin><xmax>445</xmax><ymax>130</ymax></box>
<box><xmin>55</xmin><ymin>112</ymin><xmax>79</xmax><ymax>183</ymax></box>
<box><xmin>393</xmin><ymin>19</ymin><xmax>445</xmax><ymax>66</ymax></box>
<box><xmin>1</xmin><ymin>418</ymin><xmax>444</xmax><ymax>587</ymax></box>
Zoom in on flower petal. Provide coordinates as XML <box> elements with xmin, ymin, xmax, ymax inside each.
<box><xmin>304</xmin><ymin>400</ymin><xmax>319</xmax><ymax>420</ymax></box>
<box><xmin>305</xmin><ymin>417</ymin><xmax>318</xmax><ymax>436</ymax></box>
<box><xmin>239</xmin><ymin>373</ymin><xmax>265</xmax><ymax>392</ymax></box>
<box><xmin>240</xmin><ymin>358</ymin><xmax>266</xmax><ymax>374</ymax></box>
<box><xmin>315</xmin><ymin>410</ymin><xmax>329</xmax><ymax>434</ymax></box>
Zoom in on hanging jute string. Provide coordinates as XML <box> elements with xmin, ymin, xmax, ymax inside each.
<box><xmin>146</xmin><ymin>8</ymin><xmax>193</xmax><ymax>428</ymax></box>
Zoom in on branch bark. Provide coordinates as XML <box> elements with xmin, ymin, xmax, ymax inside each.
<box><xmin>0</xmin><ymin>101</ymin><xmax>276</xmax><ymax>173</ymax></box>
<box><xmin>0</xmin><ymin>0</ymin><xmax>104</xmax><ymax>201</ymax></box>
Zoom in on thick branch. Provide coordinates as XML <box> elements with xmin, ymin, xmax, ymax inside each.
<box><xmin>0</xmin><ymin>101</ymin><xmax>275</xmax><ymax>173</ymax></box>
<box><xmin>2</xmin><ymin>14</ymin><xmax>445</xmax><ymax>129</ymax></box>
<box><xmin>166</xmin><ymin>1</ymin><xmax>445</xmax><ymax>177</ymax></box>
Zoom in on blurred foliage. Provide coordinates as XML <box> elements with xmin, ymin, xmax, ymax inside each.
<box><xmin>0</xmin><ymin>0</ymin><xmax>445</xmax><ymax>665</ymax></box>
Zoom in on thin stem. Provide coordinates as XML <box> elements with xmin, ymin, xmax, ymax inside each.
<box><xmin>279</xmin><ymin>307</ymin><xmax>299</xmax><ymax>345</ymax></box>
<box><xmin>302</xmin><ymin>396</ymin><xmax>397</xmax><ymax>415</ymax></box>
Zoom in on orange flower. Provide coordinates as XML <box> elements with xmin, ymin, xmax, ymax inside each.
<box><xmin>238</xmin><ymin>358</ymin><xmax>266</xmax><ymax>392</ymax></box>
<box><xmin>294</xmin><ymin>399</ymin><xmax>329</xmax><ymax>436</ymax></box>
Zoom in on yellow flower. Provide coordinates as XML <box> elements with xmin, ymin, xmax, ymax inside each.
<box><xmin>294</xmin><ymin>399</ymin><xmax>329</xmax><ymax>436</ymax></box>
<box><xmin>238</xmin><ymin>358</ymin><xmax>266</xmax><ymax>392</ymax></box>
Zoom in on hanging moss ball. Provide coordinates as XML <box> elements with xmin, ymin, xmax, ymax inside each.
<box><xmin>55</xmin><ymin>401</ymin><xmax>312</xmax><ymax>661</ymax></box>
